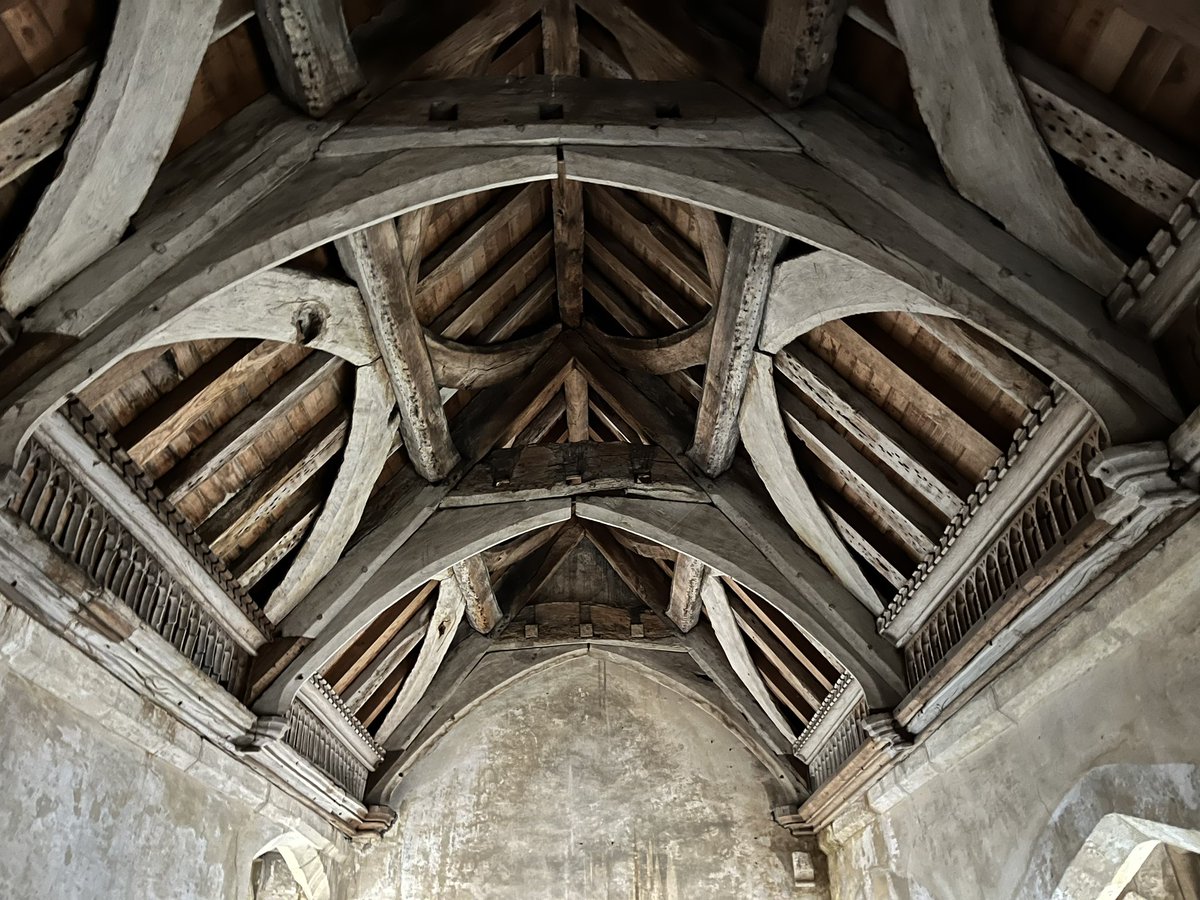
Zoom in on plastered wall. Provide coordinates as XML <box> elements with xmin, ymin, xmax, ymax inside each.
<box><xmin>0</xmin><ymin>599</ymin><xmax>342</xmax><ymax>900</ymax></box>
<box><xmin>821</xmin><ymin>513</ymin><xmax>1200</xmax><ymax>900</ymax></box>
<box><xmin>347</xmin><ymin>651</ymin><xmax>802</xmax><ymax>899</ymax></box>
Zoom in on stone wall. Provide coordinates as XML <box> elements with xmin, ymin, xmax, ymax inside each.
<box><xmin>822</xmin><ymin>513</ymin><xmax>1200</xmax><ymax>900</ymax></box>
<box><xmin>347</xmin><ymin>650</ymin><xmax>803</xmax><ymax>899</ymax></box>
<box><xmin>0</xmin><ymin>598</ymin><xmax>342</xmax><ymax>900</ymax></box>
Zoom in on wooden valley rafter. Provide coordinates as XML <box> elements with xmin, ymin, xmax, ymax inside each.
<box><xmin>0</xmin><ymin>0</ymin><xmax>1197</xmax><ymax>845</ymax></box>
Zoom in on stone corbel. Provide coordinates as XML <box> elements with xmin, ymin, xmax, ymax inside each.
<box><xmin>1089</xmin><ymin>442</ymin><xmax>1199</xmax><ymax>527</ymax></box>
<box><xmin>772</xmin><ymin>806</ymin><xmax>830</xmax><ymax>897</ymax></box>
<box><xmin>357</xmin><ymin>805</ymin><xmax>397</xmax><ymax>836</ymax></box>
<box><xmin>235</xmin><ymin>714</ymin><xmax>290</xmax><ymax>752</ymax></box>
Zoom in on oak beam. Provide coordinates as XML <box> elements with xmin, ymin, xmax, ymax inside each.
<box><xmin>264</xmin><ymin>361</ymin><xmax>396</xmax><ymax>622</ymax></box>
<box><xmin>452</xmin><ymin>554</ymin><xmax>502</xmax><ymax>634</ymax></box>
<box><xmin>337</xmin><ymin>221</ymin><xmax>459</xmax><ymax>482</ymax></box>
<box><xmin>1</xmin><ymin>0</ymin><xmax>224</xmax><ymax>316</ymax></box>
<box><xmin>740</xmin><ymin>353</ymin><xmax>883</xmax><ymax>613</ymax></box>
<box><xmin>757</xmin><ymin>0</ymin><xmax>850</xmax><ymax>106</ymax></box>
<box><xmin>701</xmin><ymin>573</ymin><xmax>796</xmax><ymax>741</ymax></box>
<box><xmin>689</xmin><ymin>221</ymin><xmax>786</xmax><ymax>476</ymax></box>
<box><xmin>667</xmin><ymin>553</ymin><xmax>706</xmax><ymax>632</ymax></box>
<box><xmin>553</xmin><ymin>160</ymin><xmax>585</xmax><ymax>327</ymax></box>
<box><xmin>882</xmin><ymin>0</ymin><xmax>1123</xmax><ymax>293</ymax></box>
<box><xmin>256</xmin><ymin>0</ymin><xmax>363</xmax><ymax>117</ymax></box>
<box><xmin>542</xmin><ymin>0</ymin><xmax>581</xmax><ymax>76</ymax></box>
<box><xmin>425</xmin><ymin>325</ymin><xmax>562</xmax><ymax>390</ymax></box>
<box><xmin>564</xmin><ymin>367</ymin><xmax>590</xmax><ymax>443</ymax></box>
<box><xmin>373</xmin><ymin>575</ymin><xmax>468</xmax><ymax>743</ymax></box>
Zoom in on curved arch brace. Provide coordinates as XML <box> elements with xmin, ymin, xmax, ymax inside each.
<box><xmin>372</xmin><ymin>645</ymin><xmax>802</xmax><ymax>807</ymax></box>
<box><xmin>0</xmin><ymin>145</ymin><xmax>558</xmax><ymax>473</ymax></box>
<box><xmin>425</xmin><ymin>324</ymin><xmax>563</xmax><ymax>389</ymax></box>
<box><xmin>254</xmin><ymin>499</ymin><xmax>574</xmax><ymax>714</ymax></box>
<box><xmin>574</xmin><ymin>496</ymin><xmax>904</xmax><ymax>707</ymax></box>
<box><xmin>563</xmin><ymin>145</ymin><xmax>1179</xmax><ymax>442</ymax></box>
<box><xmin>580</xmin><ymin>310</ymin><xmax>714</xmax><ymax>375</ymax></box>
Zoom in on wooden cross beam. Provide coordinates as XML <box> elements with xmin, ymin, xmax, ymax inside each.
<box><xmin>689</xmin><ymin>221</ymin><xmax>787</xmax><ymax>477</ymax></box>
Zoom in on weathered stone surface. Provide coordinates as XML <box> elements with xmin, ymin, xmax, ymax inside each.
<box><xmin>347</xmin><ymin>652</ymin><xmax>800</xmax><ymax>898</ymax></box>
<box><xmin>822</xmin><ymin>514</ymin><xmax>1200</xmax><ymax>900</ymax></box>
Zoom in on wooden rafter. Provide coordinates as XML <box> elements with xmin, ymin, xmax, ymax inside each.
<box><xmin>689</xmin><ymin>221</ymin><xmax>786</xmax><ymax>477</ymax></box>
<box><xmin>452</xmin><ymin>554</ymin><xmax>502</xmax><ymax>634</ymax></box>
<box><xmin>337</xmin><ymin>221</ymin><xmax>459</xmax><ymax>482</ymax></box>
<box><xmin>667</xmin><ymin>553</ymin><xmax>706</xmax><ymax>631</ymax></box>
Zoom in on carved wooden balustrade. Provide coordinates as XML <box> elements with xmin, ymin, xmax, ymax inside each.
<box><xmin>286</xmin><ymin>676</ymin><xmax>385</xmax><ymax>800</ymax></box>
<box><xmin>793</xmin><ymin>674</ymin><xmax>908</xmax><ymax>829</ymax></box>
<box><xmin>900</xmin><ymin>420</ymin><xmax>1108</xmax><ymax>688</ymax></box>
<box><xmin>6</xmin><ymin>423</ymin><xmax>265</xmax><ymax>689</ymax></box>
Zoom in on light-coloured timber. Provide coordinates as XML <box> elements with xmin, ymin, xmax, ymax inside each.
<box><xmin>774</xmin><ymin>345</ymin><xmax>965</xmax><ymax>517</ymax></box>
<box><xmin>256</xmin><ymin>0</ymin><xmax>363</xmax><ymax>117</ymax></box>
<box><xmin>1</xmin><ymin>0</ymin><xmax>224</xmax><ymax>317</ymax></box>
<box><xmin>373</xmin><ymin>575</ymin><xmax>468</xmax><ymax>743</ymax></box>
<box><xmin>0</xmin><ymin>1</ymin><xmax>256</xmax><ymax>194</ymax></box>
<box><xmin>776</xmin><ymin>384</ymin><xmax>941</xmax><ymax>559</ymax></box>
<box><xmin>258</xmin><ymin>499</ymin><xmax>573</xmax><ymax>713</ymax></box>
<box><xmin>581</xmin><ymin>314</ymin><xmax>713</xmax><ymax>375</ymax></box>
<box><xmin>701</xmin><ymin>573</ymin><xmax>796</xmax><ymax>741</ymax></box>
<box><xmin>882</xmin><ymin>0</ymin><xmax>1123</xmax><ymax>294</ymax></box>
<box><xmin>264</xmin><ymin>361</ymin><xmax>396</xmax><ymax>622</ymax></box>
<box><xmin>338</xmin><ymin>221</ymin><xmax>458</xmax><ymax>482</ymax></box>
<box><xmin>913</xmin><ymin>315</ymin><xmax>1047</xmax><ymax>411</ymax></box>
<box><xmin>757</xmin><ymin>0</ymin><xmax>850</xmax><ymax>105</ymax></box>
<box><xmin>425</xmin><ymin>325</ymin><xmax>562</xmax><ymax>390</ymax></box>
<box><xmin>667</xmin><ymin>553</ymin><xmax>707</xmax><ymax>632</ymax></box>
<box><xmin>453</xmin><ymin>555</ymin><xmax>502</xmax><ymax>634</ymax></box>
<box><xmin>740</xmin><ymin>353</ymin><xmax>883</xmax><ymax>614</ymax></box>
<box><xmin>689</xmin><ymin>222</ymin><xmax>787</xmax><ymax>476</ymax></box>
<box><xmin>343</xmin><ymin>608</ymin><xmax>432</xmax><ymax>713</ymax></box>
<box><xmin>845</xmin><ymin>4</ymin><xmax>1199</xmax><ymax>219</ymax></box>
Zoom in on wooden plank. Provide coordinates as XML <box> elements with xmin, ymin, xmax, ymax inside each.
<box><xmin>776</xmin><ymin>384</ymin><xmax>941</xmax><ymax>560</ymax></box>
<box><xmin>775</xmin><ymin>344</ymin><xmax>966</xmax><ymax>517</ymax></box>
<box><xmin>882</xmin><ymin>0</ymin><xmax>1124</xmax><ymax>293</ymax></box>
<box><xmin>452</xmin><ymin>554</ymin><xmax>501</xmax><ymax>634</ymax></box>
<box><xmin>337</xmin><ymin>220</ymin><xmax>460</xmax><ymax>482</ymax></box>
<box><xmin>667</xmin><ymin>553</ymin><xmax>706</xmax><ymax>631</ymax></box>
<box><xmin>564</xmin><ymin>367</ymin><xmax>589</xmax><ymax>442</ymax></box>
<box><xmin>689</xmin><ymin>221</ymin><xmax>786</xmax><ymax>476</ymax></box>
<box><xmin>542</xmin><ymin>0</ymin><xmax>580</xmax><ymax>76</ymax></box>
<box><xmin>160</xmin><ymin>353</ymin><xmax>339</xmax><ymax>504</ymax></box>
<box><xmin>701</xmin><ymin>573</ymin><xmax>795</xmax><ymax>741</ymax></box>
<box><xmin>732</xmin><ymin>604</ymin><xmax>823</xmax><ymax>713</ymax></box>
<box><xmin>264</xmin><ymin>360</ymin><xmax>395</xmax><ymax>622</ymax></box>
<box><xmin>740</xmin><ymin>352</ymin><xmax>883</xmax><ymax>614</ymax></box>
<box><xmin>199</xmin><ymin>410</ymin><xmax>349</xmax><ymax>555</ymax></box>
<box><xmin>757</xmin><ymin>0</ymin><xmax>850</xmax><ymax>105</ymax></box>
<box><xmin>373</xmin><ymin>574</ymin><xmax>468</xmax><ymax>743</ymax></box>
<box><xmin>1</xmin><ymin>0</ymin><xmax>224</xmax><ymax>315</ymax></box>
<box><xmin>552</xmin><ymin>160</ymin><xmax>585</xmax><ymax>326</ymax></box>
<box><xmin>477</xmin><ymin>267</ymin><xmax>557</xmax><ymax>344</ymax></box>
<box><xmin>343</xmin><ymin>607</ymin><xmax>431</xmax><ymax>712</ymax></box>
<box><xmin>256</xmin><ymin>0</ymin><xmax>362</xmax><ymax>117</ymax></box>
<box><xmin>914</xmin><ymin>314</ymin><xmax>1047</xmax><ymax>411</ymax></box>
